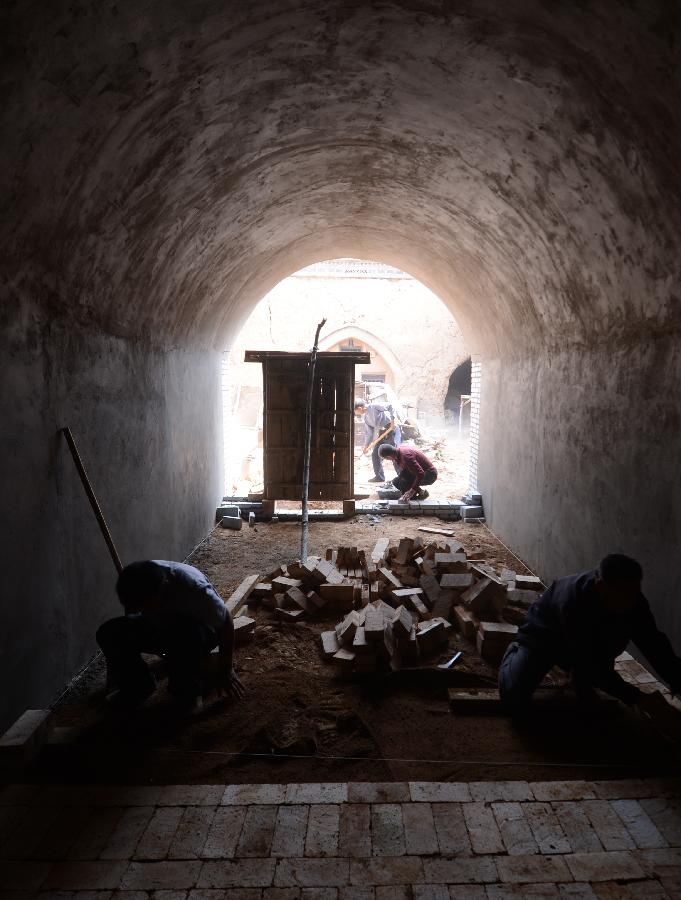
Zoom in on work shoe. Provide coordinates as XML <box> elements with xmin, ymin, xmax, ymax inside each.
<box><xmin>415</xmin><ymin>488</ymin><xmax>429</xmax><ymax>500</ymax></box>
<box><xmin>367</xmin><ymin>476</ymin><xmax>383</xmax><ymax>483</ymax></box>
<box><xmin>172</xmin><ymin>694</ymin><xmax>204</xmax><ymax>718</ymax></box>
<box><xmin>104</xmin><ymin>686</ymin><xmax>154</xmax><ymax>711</ymax></box>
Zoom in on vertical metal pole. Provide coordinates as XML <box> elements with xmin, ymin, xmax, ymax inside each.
<box><xmin>301</xmin><ymin>319</ymin><xmax>326</xmax><ymax>562</ymax></box>
<box><xmin>61</xmin><ymin>427</ymin><xmax>124</xmax><ymax>573</ymax></box>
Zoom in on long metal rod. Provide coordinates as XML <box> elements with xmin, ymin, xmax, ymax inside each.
<box><xmin>61</xmin><ymin>426</ymin><xmax>124</xmax><ymax>573</ymax></box>
<box><xmin>301</xmin><ymin>319</ymin><xmax>326</xmax><ymax>561</ymax></box>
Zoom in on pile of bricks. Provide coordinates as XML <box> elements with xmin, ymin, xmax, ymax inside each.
<box><xmin>227</xmin><ymin>537</ymin><xmax>546</xmax><ymax>672</ymax></box>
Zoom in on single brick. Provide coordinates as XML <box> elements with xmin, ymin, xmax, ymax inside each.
<box><xmin>524</xmin><ymin>803</ymin><xmax>571</xmax><ymax>854</ymax></box>
<box><xmin>496</xmin><ymin>854</ymin><xmax>572</xmax><ymax>884</ymax></box>
<box><xmin>633</xmin><ymin>846</ymin><xmax>681</xmax><ymax>875</ymax></box>
<box><xmin>411</xmin><ymin>886</ymin><xmax>450</xmax><ymax>900</ymax></box>
<box><xmin>431</xmin><ymin>803</ymin><xmax>471</xmax><ymax>857</ymax></box>
<box><xmin>492</xmin><ymin>802</ymin><xmax>538</xmax><ymax>856</ymax></box>
<box><xmin>99</xmin><ymin>807</ymin><xmax>155</xmax><ymax>860</ymax></box>
<box><xmin>285</xmin><ymin>785</ymin><xmax>348</xmax><ymax>805</ymax></box>
<box><xmin>301</xmin><ymin>890</ymin><xmax>339</xmax><ymax>900</ymax></box>
<box><xmin>306</xmin><ymin>805</ymin><xmax>340</xmax><ymax>857</ymax></box>
<box><xmin>198</xmin><ymin>858</ymin><xmax>277</xmax><ymax>888</ymax></box>
<box><xmin>168</xmin><ymin>807</ymin><xmax>215</xmax><ymax>859</ymax></box>
<box><xmin>469</xmin><ymin>782</ymin><xmax>533</xmax><ymax>803</ymax></box>
<box><xmin>349</xmin><ymin>856</ymin><xmax>423</xmax><ymax>885</ymax></box>
<box><xmin>271</xmin><ymin>805</ymin><xmax>309</xmax><ymax>858</ymax></box>
<box><xmin>121</xmin><ymin>861</ymin><xmax>202</xmax><ymax>890</ymax></box>
<box><xmin>1</xmin><ymin>805</ymin><xmax>61</xmax><ymax>859</ymax></box>
<box><xmin>422</xmin><ymin>856</ymin><xmax>497</xmax><ymax>884</ymax></box>
<box><xmin>610</xmin><ymin>799</ymin><xmax>667</xmax><ymax>849</ymax></box>
<box><xmin>201</xmin><ymin>806</ymin><xmax>247</xmax><ymax>859</ymax></box>
<box><xmin>370</xmin><ymin>805</ymin><xmax>405</xmax><ymax>857</ymax></box>
<box><xmin>338</xmin><ymin>888</ymin><xmax>375</xmax><ymax>900</ymax></box>
<box><xmin>159</xmin><ymin>786</ymin><xmax>223</xmax><ymax>806</ymax></box>
<box><xmin>409</xmin><ymin>784</ymin><xmax>471</xmax><ymax>803</ymax></box>
<box><xmin>589</xmin><ymin>780</ymin><xmax>658</xmax><ymax>800</ymax></box>
<box><xmin>347</xmin><ymin>784</ymin><xmax>409</xmax><ymax>803</ymax></box>
<box><xmin>43</xmin><ymin>861</ymin><xmax>128</xmax><ymax>890</ymax></box>
<box><xmin>236</xmin><ymin>806</ymin><xmax>278</xmax><ymax>857</ymax></box>
<box><xmin>0</xmin><ymin>859</ymin><xmax>51</xmax><ymax>890</ymax></box>
<box><xmin>135</xmin><ymin>808</ymin><xmax>184</xmax><ymax>860</ymax></box>
<box><xmin>551</xmin><ymin>802</ymin><xmax>602</xmax><ymax>853</ymax></box>
<box><xmin>487</xmin><ymin>886</ymin><xmax>561</xmax><ymax>898</ymax></box>
<box><xmin>68</xmin><ymin>807</ymin><xmax>124</xmax><ymax>860</ymax></box>
<box><xmin>34</xmin><ymin>805</ymin><xmax>93</xmax><ymax>860</ymax></box>
<box><xmin>530</xmin><ymin>782</ymin><xmax>595</xmax><ymax>802</ymax></box>
<box><xmin>640</xmin><ymin>797</ymin><xmax>681</xmax><ymax>845</ymax></box>
<box><xmin>222</xmin><ymin>784</ymin><xmax>287</xmax><ymax>806</ymax></box>
<box><xmin>462</xmin><ymin>803</ymin><xmax>504</xmax><ymax>855</ymax></box>
<box><xmin>339</xmin><ymin>805</ymin><xmax>371</xmax><ymax>858</ymax></box>
<box><xmin>557</xmin><ymin>885</ymin><xmax>598</xmax><ymax>898</ymax></box>
<box><xmin>274</xmin><ymin>858</ymin><xmax>349</xmax><ymax>887</ymax></box>
<box><xmin>564</xmin><ymin>850</ymin><xmax>644</xmax><ymax>882</ymax></box>
<box><xmin>401</xmin><ymin>803</ymin><xmax>439</xmax><ymax>855</ymax></box>
<box><xmin>447</xmin><ymin>887</ymin><xmax>487</xmax><ymax>899</ymax></box>
<box><xmin>581</xmin><ymin>800</ymin><xmax>636</xmax><ymax>851</ymax></box>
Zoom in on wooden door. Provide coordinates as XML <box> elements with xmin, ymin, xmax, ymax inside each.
<box><xmin>258</xmin><ymin>355</ymin><xmax>357</xmax><ymax>500</ymax></box>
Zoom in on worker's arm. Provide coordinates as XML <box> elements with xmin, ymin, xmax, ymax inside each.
<box><xmin>216</xmin><ymin>612</ymin><xmax>245</xmax><ymax>699</ymax></box>
<box><xmin>632</xmin><ymin>598</ymin><xmax>681</xmax><ymax>696</ymax></box>
<box><xmin>559</xmin><ymin>597</ymin><xmax>641</xmax><ymax>705</ymax></box>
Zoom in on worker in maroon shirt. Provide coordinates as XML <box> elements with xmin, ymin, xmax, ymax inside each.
<box><xmin>378</xmin><ymin>443</ymin><xmax>438</xmax><ymax>501</ymax></box>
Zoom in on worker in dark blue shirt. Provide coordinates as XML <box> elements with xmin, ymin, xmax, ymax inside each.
<box><xmin>498</xmin><ymin>554</ymin><xmax>681</xmax><ymax>714</ymax></box>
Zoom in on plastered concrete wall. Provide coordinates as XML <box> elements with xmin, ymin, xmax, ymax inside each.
<box><xmin>230</xmin><ymin>274</ymin><xmax>469</xmax><ymax>419</ymax></box>
<box><xmin>479</xmin><ymin>338</ymin><xmax>681</xmax><ymax>658</ymax></box>
<box><xmin>0</xmin><ymin>299</ymin><xmax>222</xmax><ymax>731</ymax></box>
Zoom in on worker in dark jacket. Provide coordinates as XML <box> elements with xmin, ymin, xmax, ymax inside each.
<box><xmin>378</xmin><ymin>443</ymin><xmax>437</xmax><ymax>501</ymax></box>
<box><xmin>498</xmin><ymin>554</ymin><xmax>681</xmax><ymax>714</ymax></box>
<box><xmin>97</xmin><ymin>560</ymin><xmax>245</xmax><ymax>713</ymax></box>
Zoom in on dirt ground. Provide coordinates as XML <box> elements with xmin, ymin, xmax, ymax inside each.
<box><xmin>42</xmin><ymin>510</ymin><xmax>679</xmax><ymax>788</ymax></box>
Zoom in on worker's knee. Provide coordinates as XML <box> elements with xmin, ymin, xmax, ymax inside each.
<box><xmin>96</xmin><ymin>616</ymin><xmax>131</xmax><ymax>653</ymax></box>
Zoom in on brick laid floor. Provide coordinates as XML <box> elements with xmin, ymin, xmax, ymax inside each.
<box><xmin>1</xmin><ymin>778</ymin><xmax>680</xmax><ymax>899</ymax></box>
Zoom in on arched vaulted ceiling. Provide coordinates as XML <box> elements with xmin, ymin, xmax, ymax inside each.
<box><xmin>2</xmin><ymin>0</ymin><xmax>680</xmax><ymax>355</ymax></box>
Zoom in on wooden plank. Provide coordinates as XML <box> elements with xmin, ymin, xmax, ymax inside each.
<box><xmin>418</xmin><ymin>526</ymin><xmax>456</xmax><ymax>537</ymax></box>
<box><xmin>246</xmin><ymin>350</ymin><xmax>371</xmax><ymax>363</ymax></box>
<box><xmin>225</xmin><ymin>574</ymin><xmax>260</xmax><ymax>616</ymax></box>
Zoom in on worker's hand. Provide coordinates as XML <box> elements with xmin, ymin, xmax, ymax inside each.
<box><xmin>399</xmin><ymin>489</ymin><xmax>415</xmax><ymax>502</ymax></box>
<box><xmin>219</xmin><ymin>668</ymin><xmax>245</xmax><ymax>700</ymax></box>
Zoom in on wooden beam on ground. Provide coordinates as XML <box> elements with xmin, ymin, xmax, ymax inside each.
<box><xmin>225</xmin><ymin>574</ymin><xmax>260</xmax><ymax>616</ymax></box>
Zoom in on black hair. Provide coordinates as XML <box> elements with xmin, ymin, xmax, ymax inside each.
<box><xmin>377</xmin><ymin>443</ymin><xmax>397</xmax><ymax>458</ymax></box>
<box><xmin>116</xmin><ymin>560</ymin><xmax>165</xmax><ymax>607</ymax></box>
<box><xmin>354</xmin><ymin>401</ymin><xmax>366</xmax><ymax>410</ymax></box>
<box><xmin>598</xmin><ymin>554</ymin><xmax>643</xmax><ymax>584</ymax></box>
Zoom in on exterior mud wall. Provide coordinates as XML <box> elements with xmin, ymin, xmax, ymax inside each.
<box><xmin>479</xmin><ymin>337</ymin><xmax>681</xmax><ymax>659</ymax></box>
<box><xmin>0</xmin><ymin>301</ymin><xmax>222</xmax><ymax>731</ymax></box>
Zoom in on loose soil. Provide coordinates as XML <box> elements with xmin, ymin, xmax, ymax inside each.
<box><xmin>41</xmin><ymin>514</ymin><xmax>678</xmax><ymax>787</ymax></box>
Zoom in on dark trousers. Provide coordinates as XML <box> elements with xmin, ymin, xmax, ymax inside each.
<box><xmin>371</xmin><ymin>433</ymin><xmax>398</xmax><ymax>480</ymax></box>
<box><xmin>97</xmin><ymin>614</ymin><xmax>218</xmax><ymax>701</ymax></box>
<box><xmin>392</xmin><ymin>467</ymin><xmax>437</xmax><ymax>494</ymax></box>
<box><xmin>498</xmin><ymin>641</ymin><xmax>554</xmax><ymax>713</ymax></box>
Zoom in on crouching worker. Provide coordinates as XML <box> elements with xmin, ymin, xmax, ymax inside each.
<box><xmin>498</xmin><ymin>554</ymin><xmax>681</xmax><ymax>716</ymax></box>
<box><xmin>97</xmin><ymin>560</ymin><xmax>245</xmax><ymax>713</ymax></box>
<box><xmin>378</xmin><ymin>443</ymin><xmax>437</xmax><ymax>501</ymax></box>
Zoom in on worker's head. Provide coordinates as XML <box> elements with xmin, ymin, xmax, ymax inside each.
<box><xmin>354</xmin><ymin>401</ymin><xmax>366</xmax><ymax>414</ymax></box>
<box><xmin>116</xmin><ymin>560</ymin><xmax>166</xmax><ymax>613</ymax></box>
<box><xmin>595</xmin><ymin>553</ymin><xmax>643</xmax><ymax>614</ymax></box>
<box><xmin>378</xmin><ymin>443</ymin><xmax>397</xmax><ymax>459</ymax></box>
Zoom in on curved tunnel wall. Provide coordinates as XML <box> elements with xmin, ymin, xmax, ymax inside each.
<box><xmin>1</xmin><ymin>0</ymin><xmax>680</xmax><ymax>727</ymax></box>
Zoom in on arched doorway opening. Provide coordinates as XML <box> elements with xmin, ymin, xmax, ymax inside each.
<box><xmin>444</xmin><ymin>357</ymin><xmax>472</xmax><ymax>434</ymax></box>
